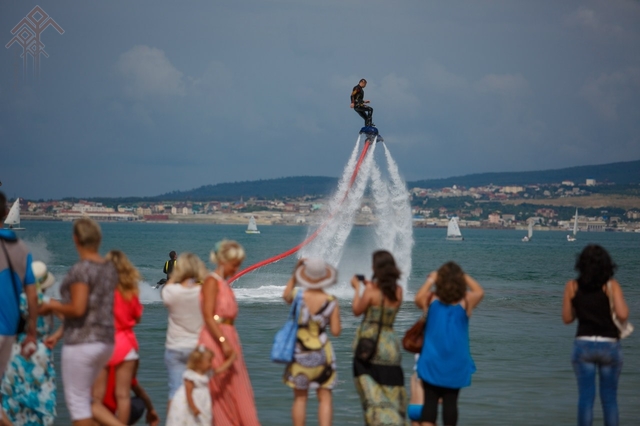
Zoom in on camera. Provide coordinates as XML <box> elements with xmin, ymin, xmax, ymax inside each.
<box><xmin>355</xmin><ymin>274</ymin><xmax>365</xmax><ymax>282</ymax></box>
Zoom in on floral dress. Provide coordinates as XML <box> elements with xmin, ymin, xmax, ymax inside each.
<box><xmin>166</xmin><ymin>369</ymin><xmax>212</xmax><ymax>426</ymax></box>
<box><xmin>284</xmin><ymin>289</ymin><xmax>338</xmax><ymax>390</ymax></box>
<box><xmin>353</xmin><ymin>305</ymin><xmax>407</xmax><ymax>426</ymax></box>
<box><xmin>0</xmin><ymin>292</ymin><xmax>57</xmax><ymax>426</ymax></box>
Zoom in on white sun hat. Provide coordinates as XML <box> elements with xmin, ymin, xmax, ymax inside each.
<box><xmin>295</xmin><ymin>258</ymin><xmax>337</xmax><ymax>289</ymax></box>
<box><xmin>32</xmin><ymin>260</ymin><xmax>55</xmax><ymax>290</ymax></box>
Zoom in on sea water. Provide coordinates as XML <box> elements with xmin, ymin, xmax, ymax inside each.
<box><xmin>17</xmin><ymin>222</ymin><xmax>640</xmax><ymax>425</ymax></box>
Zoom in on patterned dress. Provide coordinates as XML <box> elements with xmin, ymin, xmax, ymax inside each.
<box><xmin>198</xmin><ymin>273</ymin><xmax>260</xmax><ymax>426</ymax></box>
<box><xmin>353</xmin><ymin>305</ymin><xmax>407</xmax><ymax>426</ymax></box>
<box><xmin>1</xmin><ymin>292</ymin><xmax>57</xmax><ymax>426</ymax></box>
<box><xmin>284</xmin><ymin>290</ymin><xmax>338</xmax><ymax>390</ymax></box>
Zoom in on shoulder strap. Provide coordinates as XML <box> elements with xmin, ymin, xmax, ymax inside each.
<box><xmin>0</xmin><ymin>240</ymin><xmax>21</xmax><ymax>309</ymax></box>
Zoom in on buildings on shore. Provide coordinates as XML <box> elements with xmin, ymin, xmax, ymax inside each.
<box><xmin>9</xmin><ymin>179</ymin><xmax>640</xmax><ymax>232</ymax></box>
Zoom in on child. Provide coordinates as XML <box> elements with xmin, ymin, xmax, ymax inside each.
<box><xmin>166</xmin><ymin>345</ymin><xmax>236</xmax><ymax>426</ymax></box>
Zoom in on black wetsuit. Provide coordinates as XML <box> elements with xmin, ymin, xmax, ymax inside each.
<box><xmin>351</xmin><ymin>84</ymin><xmax>373</xmax><ymax>127</ymax></box>
<box><xmin>163</xmin><ymin>259</ymin><xmax>176</xmax><ymax>280</ymax></box>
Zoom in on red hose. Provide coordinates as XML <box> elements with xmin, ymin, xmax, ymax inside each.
<box><xmin>229</xmin><ymin>139</ymin><xmax>372</xmax><ymax>284</ymax></box>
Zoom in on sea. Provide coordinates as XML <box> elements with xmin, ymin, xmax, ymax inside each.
<box><xmin>16</xmin><ymin>221</ymin><xmax>640</xmax><ymax>425</ymax></box>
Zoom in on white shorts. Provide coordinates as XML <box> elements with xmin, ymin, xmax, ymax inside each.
<box><xmin>62</xmin><ymin>342</ymin><xmax>114</xmax><ymax>421</ymax></box>
<box><xmin>123</xmin><ymin>348</ymin><xmax>139</xmax><ymax>361</ymax></box>
<box><xmin>0</xmin><ymin>335</ymin><xmax>16</xmax><ymax>421</ymax></box>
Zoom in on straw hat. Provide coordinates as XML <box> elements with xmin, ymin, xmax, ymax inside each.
<box><xmin>295</xmin><ymin>258</ymin><xmax>337</xmax><ymax>289</ymax></box>
<box><xmin>32</xmin><ymin>261</ymin><xmax>55</xmax><ymax>290</ymax></box>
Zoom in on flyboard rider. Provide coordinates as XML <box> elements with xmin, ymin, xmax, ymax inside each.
<box><xmin>350</xmin><ymin>78</ymin><xmax>374</xmax><ymax>128</ymax></box>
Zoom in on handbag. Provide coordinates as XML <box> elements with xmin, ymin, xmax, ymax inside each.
<box><xmin>0</xmin><ymin>239</ymin><xmax>26</xmax><ymax>335</ymax></box>
<box><xmin>355</xmin><ymin>296</ymin><xmax>384</xmax><ymax>363</ymax></box>
<box><xmin>607</xmin><ymin>281</ymin><xmax>633</xmax><ymax>339</ymax></box>
<box><xmin>402</xmin><ymin>293</ymin><xmax>435</xmax><ymax>353</ymax></box>
<box><xmin>271</xmin><ymin>290</ymin><xmax>303</xmax><ymax>363</ymax></box>
<box><xmin>402</xmin><ymin>315</ymin><xmax>426</xmax><ymax>353</ymax></box>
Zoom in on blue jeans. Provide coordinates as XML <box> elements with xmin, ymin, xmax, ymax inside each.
<box><xmin>164</xmin><ymin>347</ymin><xmax>193</xmax><ymax>400</ymax></box>
<box><xmin>571</xmin><ymin>340</ymin><xmax>623</xmax><ymax>426</ymax></box>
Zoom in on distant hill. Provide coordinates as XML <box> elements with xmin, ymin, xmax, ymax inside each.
<box><xmin>160</xmin><ymin>159</ymin><xmax>640</xmax><ymax>201</ymax></box>
<box><xmin>408</xmin><ymin>159</ymin><xmax>640</xmax><ymax>189</ymax></box>
<box><xmin>155</xmin><ymin>176</ymin><xmax>338</xmax><ymax>201</ymax></box>
<box><xmin>69</xmin><ymin>159</ymin><xmax>640</xmax><ymax>204</ymax></box>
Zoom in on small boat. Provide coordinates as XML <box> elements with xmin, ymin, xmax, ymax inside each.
<box><xmin>246</xmin><ymin>216</ymin><xmax>260</xmax><ymax>234</ymax></box>
<box><xmin>567</xmin><ymin>208</ymin><xmax>578</xmax><ymax>242</ymax></box>
<box><xmin>522</xmin><ymin>221</ymin><xmax>533</xmax><ymax>242</ymax></box>
<box><xmin>4</xmin><ymin>199</ymin><xmax>25</xmax><ymax>231</ymax></box>
<box><xmin>446</xmin><ymin>217</ymin><xmax>463</xmax><ymax>241</ymax></box>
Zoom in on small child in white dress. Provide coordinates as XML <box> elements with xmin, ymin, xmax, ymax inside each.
<box><xmin>166</xmin><ymin>345</ymin><xmax>235</xmax><ymax>425</ymax></box>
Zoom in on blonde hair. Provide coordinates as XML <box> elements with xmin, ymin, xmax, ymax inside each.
<box><xmin>73</xmin><ymin>218</ymin><xmax>101</xmax><ymax>250</ymax></box>
<box><xmin>210</xmin><ymin>240</ymin><xmax>245</xmax><ymax>265</ymax></box>
<box><xmin>187</xmin><ymin>345</ymin><xmax>214</xmax><ymax>371</ymax></box>
<box><xmin>106</xmin><ymin>250</ymin><xmax>140</xmax><ymax>298</ymax></box>
<box><xmin>169</xmin><ymin>252</ymin><xmax>208</xmax><ymax>284</ymax></box>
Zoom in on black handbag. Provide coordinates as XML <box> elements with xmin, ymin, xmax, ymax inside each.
<box><xmin>355</xmin><ymin>296</ymin><xmax>385</xmax><ymax>363</ymax></box>
<box><xmin>1</xmin><ymin>239</ymin><xmax>26</xmax><ymax>335</ymax></box>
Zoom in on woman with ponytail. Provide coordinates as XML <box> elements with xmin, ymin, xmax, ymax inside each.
<box><xmin>198</xmin><ymin>240</ymin><xmax>260</xmax><ymax>426</ymax></box>
<box><xmin>351</xmin><ymin>250</ymin><xmax>406</xmax><ymax>425</ymax></box>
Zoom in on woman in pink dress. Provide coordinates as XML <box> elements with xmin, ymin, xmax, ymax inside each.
<box><xmin>102</xmin><ymin>250</ymin><xmax>143</xmax><ymax>424</ymax></box>
<box><xmin>198</xmin><ymin>240</ymin><xmax>260</xmax><ymax>426</ymax></box>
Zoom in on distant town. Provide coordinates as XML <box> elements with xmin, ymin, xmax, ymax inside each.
<box><xmin>9</xmin><ymin>177</ymin><xmax>640</xmax><ymax>234</ymax></box>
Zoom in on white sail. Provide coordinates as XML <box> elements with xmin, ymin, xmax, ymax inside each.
<box><xmin>246</xmin><ymin>216</ymin><xmax>260</xmax><ymax>234</ymax></box>
<box><xmin>568</xmin><ymin>208</ymin><xmax>578</xmax><ymax>241</ymax></box>
<box><xmin>446</xmin><ymin>217</ymin><xmax>463</xmax><ymax>240</ymax></box>
<box><xmin>523</xmin><ymin>220</ymin><xmax>533</xmax><ymax>242</ymax></box>
<box><xmin>4</xmin><ymin>199</ymin><xmax>24</xmax><ymax>230</ymax></box>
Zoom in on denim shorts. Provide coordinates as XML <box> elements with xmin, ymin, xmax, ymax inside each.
<box><xmin>164</xmin><ymin>347</ymin><xmax>193</xmax><ymax>399</ymax></box>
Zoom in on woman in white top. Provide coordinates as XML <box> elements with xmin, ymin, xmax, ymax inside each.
<box><xmin>161</xmin><ymin>253</ymin><xmax>208</xmax><ymax>408</ymax></box>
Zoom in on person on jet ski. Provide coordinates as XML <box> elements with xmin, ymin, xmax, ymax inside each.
<box><xmin>163</xmin><ymin>251</ymin><xmax>177</xmax><ymax>280</ymax></box>
<box><xmin>350</xmin><ymin>79</ymin><xmax>374</xmax><ymax>128</ymax></box>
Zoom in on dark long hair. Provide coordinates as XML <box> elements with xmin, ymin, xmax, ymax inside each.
<box><xmin>435</xmin><ymin>261</ymin><xmax>467</xmax><ymax>304</ymax></box>
<box><xmin>372</xmin><ymin>250</ymin><xmax>400</xmax><ymax>302</ymax></box>
<box><xmin>575</xmin><ymin>244</ymin><xmax>616</xmax><ymax>292</ymax></box>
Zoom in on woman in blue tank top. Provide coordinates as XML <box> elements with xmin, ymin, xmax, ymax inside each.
<box><xmin>413</xmin><ymin>262</ymin><xmax>484</xmax><ymax>426</ymax></box>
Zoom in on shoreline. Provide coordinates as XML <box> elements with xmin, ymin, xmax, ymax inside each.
<box><xmin>19</xmin><ymin>214</ymin><xmax>639</xmax><ymax>233</ymax></box>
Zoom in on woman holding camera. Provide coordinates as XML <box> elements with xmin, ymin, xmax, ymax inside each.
<box><xmin>352</xmin><ymin>250</ymin><xmax>406</xmax><ymax>426</ymax></box>
<box><xmin>414</xmin><ymin>261</ymin><xmax>484</xmax><ymax>426</ymax></box>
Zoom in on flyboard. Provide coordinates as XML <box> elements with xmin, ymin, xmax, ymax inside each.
<box><xmin>228</xmin><ymin>127</ymin><xmax>383</xmax><ymax>284</ymax></box>
<box><xmin>359</xmin><ymin>125</ymin><xmax>383</xmax><ymax>143</ymax></box>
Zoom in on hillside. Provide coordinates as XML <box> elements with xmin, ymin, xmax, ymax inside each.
<box><xmin>69</xmin><ymin>159</ymin><xmax>640</xmax><ymax>204</ymax></box>
<box><xmin>408</xmin><ymin>159</ymin><xmax>640</xmax><ymax>189</ymax></box>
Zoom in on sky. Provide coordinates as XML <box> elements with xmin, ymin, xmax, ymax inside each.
<box><xmin>1</xmin><ymin>0</ymin><xmax>639</xmax><ymax>200</ymax></box>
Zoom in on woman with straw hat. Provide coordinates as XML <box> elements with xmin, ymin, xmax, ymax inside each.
<box><xmin>282</xmin><ymin>257</ymin><xmax>341</xmax><ymax>426</ymax></box>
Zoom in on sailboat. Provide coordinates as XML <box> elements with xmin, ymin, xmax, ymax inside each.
<box><xmin>522</xmin><ymin>221</ymin><xmax>533</xmax><ymax>242</ymax></box>
<box><xmin>4</xmin><ymin>198</ymin><xmax>25</xmax><ymax>231</ymax></box>
<box><xmin>567</xmin><ymin>209</ymin><xmax>578</xmax><ymax>242</ymax></box>
<box><xmin>245</xmin><ymin>216</ymin><xmax>260</xmax><ymax>234</ymax></box>
<box><xmin>446</xmin><ymin>217</ymin><xmax>463</xmax><ymax>241</ymax></box>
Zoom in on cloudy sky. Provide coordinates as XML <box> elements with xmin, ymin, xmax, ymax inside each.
<box><xmin>1</xmin><ymin>0</ymin><xmax>639</xmax><ymax>199</ymax></box>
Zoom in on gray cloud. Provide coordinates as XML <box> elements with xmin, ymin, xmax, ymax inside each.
<box><xmin>115</xmin><ymin>45</ymin><xmax>186</xmax><ymax>100</ymax></box>
<box><xmin>1</xmin><ymin>0</ymin><xmax>639</xmax><ymax>199</ymax></box>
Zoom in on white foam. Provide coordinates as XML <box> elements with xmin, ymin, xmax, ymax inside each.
<box><xmin>138</xmin><ymin>281</ymin><xmax>163</xmax><ymax>304</ymax></box>
<box><xmin>23</xmin><ymin>235</ymin><xmax>53</xmax><ymax>265</ymax></box>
